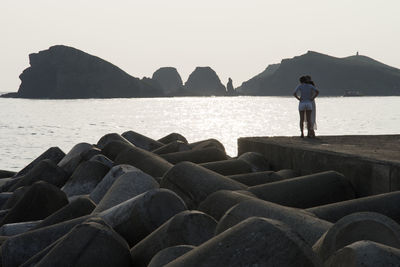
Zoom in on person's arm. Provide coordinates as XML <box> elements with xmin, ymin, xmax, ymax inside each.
<box><xmin>293</xmin><ymin>86</ymin><xmax>300</xmax><ymax>101</ymax></box>
<box><xmin>311</xmin><ymin>88</ymin><xmax>319</xmax><ymax>100</ymax></box>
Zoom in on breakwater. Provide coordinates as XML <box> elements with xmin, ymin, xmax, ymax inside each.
<box><xmin>0</xmin><ymin>132</ymin><xmax>400</xmax><ymax>266</ymax></box>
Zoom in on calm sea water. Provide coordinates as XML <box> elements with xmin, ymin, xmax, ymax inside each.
<box><xmin>1</xmin><ymin>96</ymin><xmax>400</xmax><ymax>171</ymax></box>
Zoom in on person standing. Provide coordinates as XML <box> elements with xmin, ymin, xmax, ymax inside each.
<box><xmin>305</xmin><ymin>75</ymin><xmax>317</xmax><ymax>132</ymax></box>
<box><xmin>293</xmin><ymin>76</ymin><xmax>319</xmax><ymax>138</ymax></box>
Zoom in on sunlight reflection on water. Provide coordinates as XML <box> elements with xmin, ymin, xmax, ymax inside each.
<box><xmin>1</xmin><ymin>96</ymin><xmax>400</xmax><ymax>171</ymax></box>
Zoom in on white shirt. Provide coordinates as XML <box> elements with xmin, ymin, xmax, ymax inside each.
<box><xmin>294</xmin><ymin>84</ymin><xmax>317</xmax><ymax>102</ymax></box>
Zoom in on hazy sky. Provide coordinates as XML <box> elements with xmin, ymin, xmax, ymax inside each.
<box><xmin>1</xmin><ymin>0</ymin><xmax>399</xmax><ymax>92</ymax></box>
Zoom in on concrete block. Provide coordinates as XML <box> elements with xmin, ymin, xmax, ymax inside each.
<box><xmin>93</xmin><ymin>170</ymin><xmax>159</xmax><ymax>213</ymax></box>
<box><xmin>0</xmin><ymin>220</ymin><xmax>41</xmax><ymax>236</ymax></box>
<box><xmin>61</xmin><ymin>161</ymin><xmax>110</xmax><ymax>198</ymax></box>
<box><xmin>1</xmin><ymin>215</ymin><xmax>93</xmax><ymax>267</ymax></box>
<box><xmin>0</xmin><ymin>181</ymin><xmax>68</xmax><ymax>226</ymax></box>
<box><xmin>89</xmin><ymin>154</ymin><xmax>113</xmax><ymax>168</ymax></box>
<box><xmin>248</xmin><ymin>170</ymin><xmax>356</xmax><ymax>208</ymax></box>
<box><xmin>325</xmin><ymin>240</ymin><xmax>400</xmax><ymax>267</ymax></box>
<box><xmin>238</xmin><ymin>152</ymin><xmax>270</xmax><ymax>172</ymax></box>
<box><xmin>35</xmin><ymin>218</ymin><xmax>132</xmax><ymax>267</ymax></box>
<box><xmin>199</xmin><ymin>159</ymin><xmax>252</xmax><ymax>175</ymax></box>
<box><xmin>166</xmin><ymin>217</ymin><xmax>322</xmax><ymax>267</ymax></box>
<box><xmin>9</xmin><ymin>159</ymin><xmax>68</xmax><ymax>191</ymax></box>
<box><xmin>114</xmin><ymin>146</ymin><xmax>173</xmax><ymax>177</ymax></box>
<box><xmin>313</xmin><ymin>212</ymin><xmax>400</xmax><ymax>261</ymax></box>
<box><xmin>89</xmin><ymin>164</ymin><xmax>139</xmax><ymax>204</ymax></box>
<box><xmin>198</xmin><ymin>190</ymin><xmax>255</xmax><ymax>220</ymax></box>
<box><xmin>122</xmin><ymin>130</ymin><xmax>164</xmax><ymax>151</ymax></box>
<box><xmin>228</xmin><ymin>171</ymin><xmax>278</xmax><ymax>186</ymax></box>
<box><xmin>130</xmin><ymin>210</ymin><xmax>217</xmax><ymax>267</ymax></box>
<box><xmin>16</xmin><ymin>147</ymin><xmax>65</xmax><ymax>177</ymax></box>
<box><xmin>33</xmin><ymin>196</ymin><xmax>96</xmax><ymax>229</ymax></box>
<box><xmin>148</xmin><ymin>245</ymin><xmax>195</xmax><ymax>267</ymax></box>
<box><xmin>152</xmin><ymin>140</ymin><xmax>191</xmax><ymax>155</ymax></box>
<box><xmin>57</xmin><ymin>143</ymin><xmax>94</xmax><ymax>175</ymax></box>
<box><xmin>217</xmin><ymin>198</ymin><xmax>332</xmax><ymax>246</ymax></box>
<box><xmin>189</xmin><ymin>138</ymin><xmax>225</xmax><ymax>152</ymax></box>
<box><xmin>101</xmin><ymin>140</ymin><xmax>135</xmax><ymax>161</ymax></box>
<box><xmin>157</xmin><ymin>133</ymin><xmax>188</xmax><ymax>144</ymax></box>
<box><xmin>96</xmin><ymin>132</ymin><xmax>133</xmax><ymax>150</ymax></box>
<box><xmin>160</xmin><ymin>161</ymin><xmax>246</xmax><ymax>209</ymax></box>
<box><xmin>160</xmin><ymin>147</ymin><xmax>228</xmax><ymax>164</ymax></box>
<box><xmin>307</xmin><ymin>191</ymin><xmax>400</xmax><ymax>223</ymax></box>
<box><xmin>100</xmin><ymin>188</ymin><xmax>187</xmax><ymax>246</ymax></box>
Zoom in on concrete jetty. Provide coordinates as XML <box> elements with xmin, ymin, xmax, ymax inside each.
<box><xmin>0</xmin><ymin>132</ymin><xmax>399</xmax><ymax>266</ymax></box>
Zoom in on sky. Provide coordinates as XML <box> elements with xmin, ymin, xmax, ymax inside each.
<box><xmin>1</xmin><ymin>0</ymin><xmax>400</xmax><ymax>92</ymax></box>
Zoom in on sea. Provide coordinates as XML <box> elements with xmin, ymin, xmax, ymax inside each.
<box><xmin>1</xmin><ymin>96</ymin><xmax>400</xmax><ymax>172</ymax></box>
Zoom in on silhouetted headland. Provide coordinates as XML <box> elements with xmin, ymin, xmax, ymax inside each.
<box><xmin>237</xmin><ymin>51</ymin><xmax>400</xmax><ymax>96</ymax></box>
<box><xmin>2</xmin><ymin>46</ymin><xmax>400</xmax><ymax>98</ymax></box>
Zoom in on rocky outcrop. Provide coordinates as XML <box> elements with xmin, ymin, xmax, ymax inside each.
<box><xmin>184</xmin><ymin>67</ymin><xmax>226</xmax><ymax>96</ymax></box>
<box><xmin>8</xmin><ymin>45</ymin><xmax>164</xmax><ymax>99</ymax></box>
<box><xmin>237</xmin><ymin>51</ymin><xmax>400</xmax><ymax>96</ymax></box>
<box><xmin>152</xmin><ymin>67</ymin><xmax>184</xmax><ymax>96</ymax></box>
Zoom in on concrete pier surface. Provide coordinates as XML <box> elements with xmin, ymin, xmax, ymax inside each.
<box><xmin>238</xmin><ymin>135</ymin><xmax>400</xmax><ymax>197</ymax></box>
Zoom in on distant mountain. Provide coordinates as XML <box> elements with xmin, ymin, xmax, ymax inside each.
<box><xmin>2</xmin><ymin>45</ymin><xmax>164</xmax><ymax>99</ymax></box>
<box><xmin>237</xmin><ymin>51</ymin><xmax>400</xmax><ymax>96</ymax></box>
<box><xmin>184</xmin><ymin>67</ymin><xmax>227</xmax><ymax>96</ymax></box>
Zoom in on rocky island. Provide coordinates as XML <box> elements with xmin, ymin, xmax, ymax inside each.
<box><xmin>237</xmin><ymin>51</ymin><xmax>400</xmax><ymax>96</ymax></box>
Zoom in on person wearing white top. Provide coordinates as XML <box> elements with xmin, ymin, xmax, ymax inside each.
<box><xmin>293</xmin><ymin>76</ymin><xmax>319</xmax><ymax>138</ymax></box>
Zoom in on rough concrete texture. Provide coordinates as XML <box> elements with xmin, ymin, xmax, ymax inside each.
<box><xmin>16</xmin><ymin>147</ymin><xmax>65</xmax><ymax>177</ymax></box>
<box><xmin>0</xmin><ymin>220</ymin><xmax>41</xmax><ymax>236</ymax></box>
<box><xmin>237</xmin><ymin>152</ymin><xmax>271</xmax><ymax>172</ymax></box>
<box><xmin>157</xmin><ymin>132</ymin><xmax>188</xmax><ymax>144</ymax></box>
<box><xmin>148</xmin><ymin>245</ymin><xmax>195</xmax><ymax>267</ymax></box>
<box><xmin>130</xmin><ymin>210</ymin><xmax>217</xmax><ymax>267</ymax></box>
<box><xmin>217</xmin><ymin>198</ymin><xmax>332</xmax><ymax>246</ymax></box>
<box><xmin>57</xmin><ymin>142</ymin><xmax>94</xmax><ymax>174</ymax></box>
<box><xmin>166</xmin><ymin>217</ymin><xmax>322</xmax><ymax>267</ymax></box>
<box><xmin>100</xmin><ymin>188</ymin><xmax>187</xmax><ymax>246</ymax></box>
<box><xmin>238</xmin><ymin>135</ymin><xmax>400</xmax><ymax>196</ymax></box>
<box><xmin>89</xmin><ymin>154</ymin><xmax>113</xmax><ymax>168</ymax></box>
<box><xmin>33</xmin><ymin>196</ymin><xmax>96</xmax><ymax>229</ymax></box>
<box><xmin>114</xmin><ymin>146</ymin><xmax>173</xmax><ymax>177</ymax></box>
<box><xmin>188</xmin><ymin>138</ymin><xmax>225</xmax><ymax>152</ymax></box>
<box><xmin>9</xmin><ymin>159</ymin><xmax>68</xmax><ymax>191</ymax></box>
<box><xmin>160</xmin><ymin>147</ymin><xmax>228</xmax><ymax>164</ymax></box>
<box><xmin>2</xmin><ymin>186</ymin><xmax>30</xmax><ymax>209</ymax></box>
<box><xmin>152</xmin><ymin>140</ymin><xmax>191</xmax><ymax>155</ymax></box>
<box><xmin>324</xmin><ymin>240</ymin><xmax>400</xmax><ymax>267</ymax></box>
<box><xmin>199</xmin><ymin>159</ymin><xmax>252</xmax><ymax>175</ymax></box>
<box><xmin>227</xmin><ymin>171</ymin><xmax>279</xmax><ymax>186</ymax></box>
<box><xmin>96</xmin><ymin>132</ymin><xmax>133</xmax><ymax>150</ymax></box>
<box><xmin>61</xmin><ymin>161</ymin><xmax>110</xmax><ymax>198</ymax></box>
<box><xmin>122</xmin><ymin>130</ymin><xmax>164</xmax><ymax>151</ymax></box>
<box><xmin>248</xmin><ymin>170</ymin><xmax>356</xmax><ymax>208</ymax></box>
<box><xmin>307</xmin><ymin>191</ymin><xmax>400</xmax><ymax>224</ymax></box>
<box><xmin>1</xmin><ymin>215</ymin><xmax>93</xmax><ymax>267</ymax></box>
<box><xmin>93</xmin><ymin>170</ymin><xmax>159</xmax><ymax>213</ymax></box>
<box><xmin>35</xmin><ymin>219</ymin><xmax>132</xmax><ymax>267</ymax></box>
<box><xmin>198</xmin><ymin>190</ymin><xmax>255</xmax><ymax>221</ymax></box>
<box><xmin>89</xmin><ymin>164</ymin><xmax>139</xmax><ymax>204</ymax></box>
<box><xmin>101</xmin><ymin>140</ymin><xmax>135</xmax><ymax>161</ymax></box>
<box><xmin>0</xmin><ymin>181</ymin><xmax>68</xmax><ymax>226</ymax></box>
<box><xmin>160</xmin><ymin>161</ymin><xmax>246</xmax><ymax>209</ymax></box>
<box><xmin>313</xmin><ymin>212</ymin><xmax>400</xmax><ymax>261</ymax></box>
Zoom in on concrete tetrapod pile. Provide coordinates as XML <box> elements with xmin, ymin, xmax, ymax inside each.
<box><xmin>0</xmin><ymin>130</ymin><xmax>399</xmax><ymax>266</ymax></box>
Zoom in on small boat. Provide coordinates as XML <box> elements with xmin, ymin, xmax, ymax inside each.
<box><xmin>343</xmin><ymin>90</ymin><xmax>364</xmax><ymax>97</ymax></box>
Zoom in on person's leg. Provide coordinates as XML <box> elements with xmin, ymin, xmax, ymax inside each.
<box><xmin>299</xmin><ymin>110</ymin><xmax>305</xmax><ymax>137</ymax></box>
<box><xmin>305</xmin><ymin>110</ymin><xmax>313</xmax><ymax>137</ymax></box>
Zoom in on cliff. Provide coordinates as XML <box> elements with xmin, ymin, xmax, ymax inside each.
<box><xmin>152</xmin><ymin>67</ymin><xmax>184</xmax><ymax>96</ymax></box>
<box><xmin>237</xmin><ymin>51</ymin><xmax>400</xmax><ymax>96</ymax></box>
<box><xmin>184</xmin><ymin>67</ymin><xmax>226</xmax><ymax>96</ymax></box>
<box><xmin>7</xmin><ymin>45</ymin><xmax>164</xmax><ymax>99</ymax></box>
